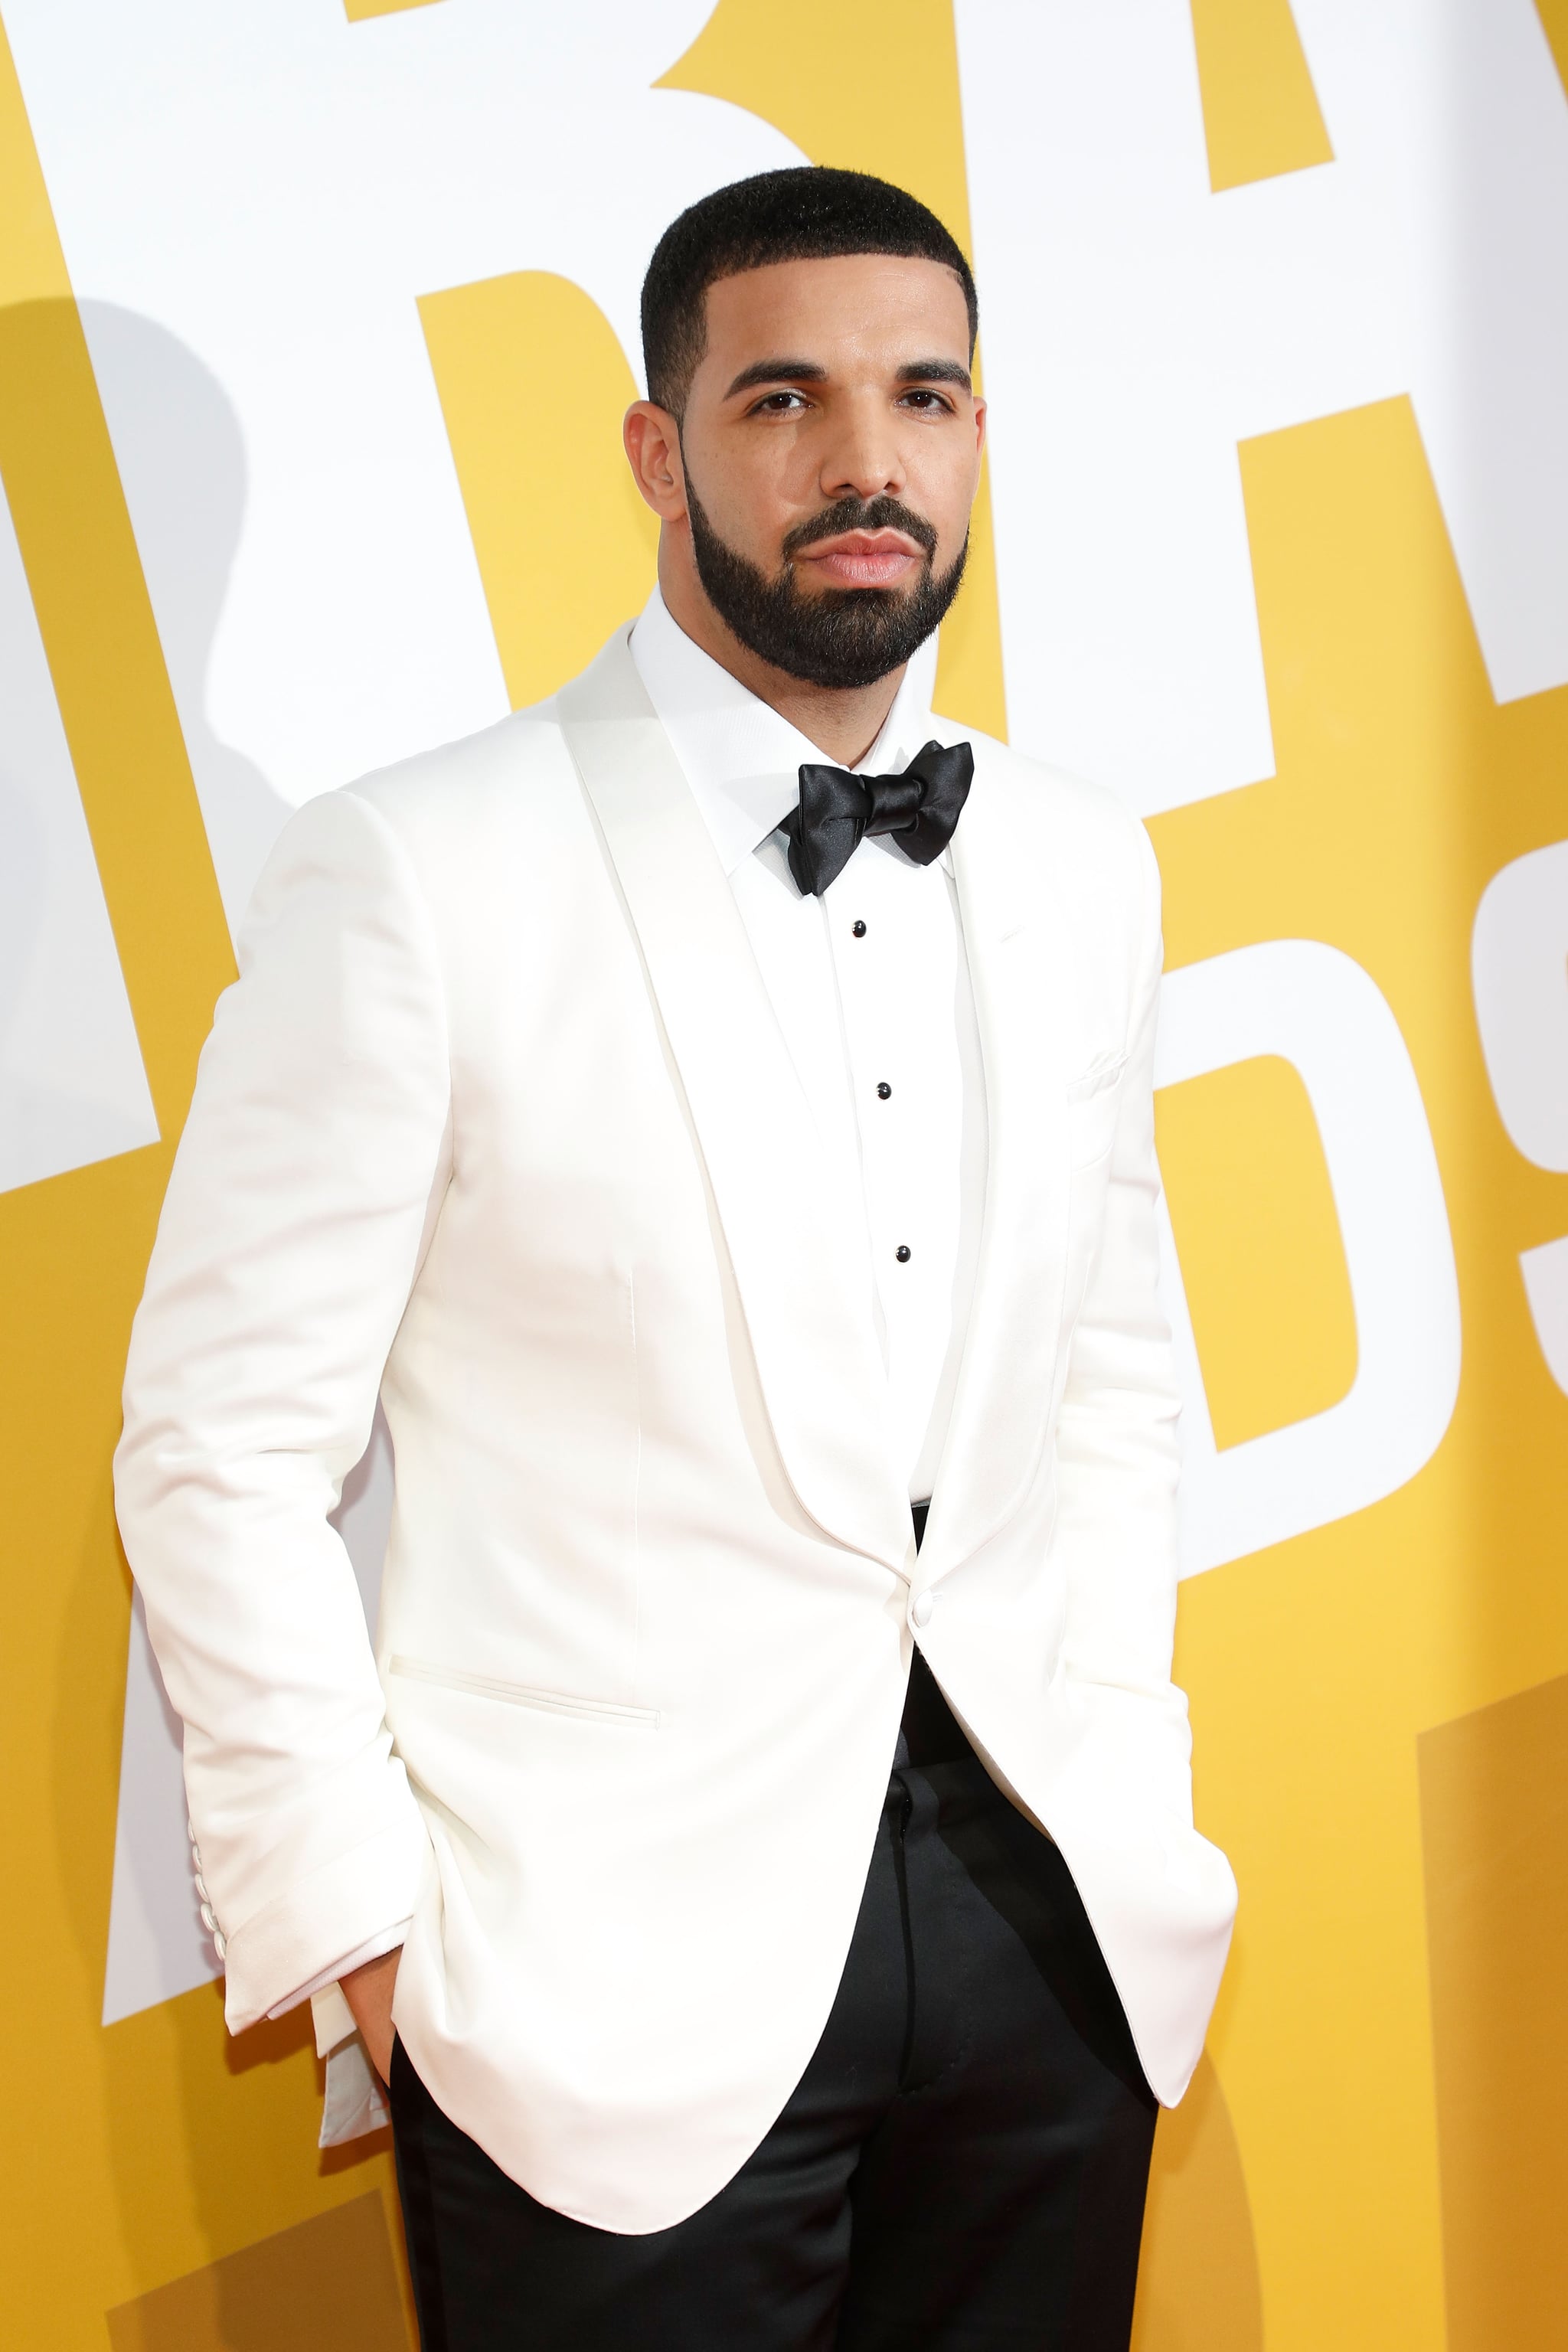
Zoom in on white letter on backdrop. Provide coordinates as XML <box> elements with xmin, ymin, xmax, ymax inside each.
<box><xmin>1157</xmin><ymin>941</ymin><xmax>1461</xmax><ymax>1577</ymax></box>
<box><xmin>1472</xmin><ymin>838</ymin><xmax>1568</xmax><ymax>1394</ymax></box>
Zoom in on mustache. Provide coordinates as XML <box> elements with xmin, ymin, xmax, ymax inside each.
<box><xmin>779</xmin><ymin>495</ymin><xmax>939</xmax><ymax>566</ymax></box>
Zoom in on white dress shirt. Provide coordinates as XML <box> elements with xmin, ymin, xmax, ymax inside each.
<box><xmin>630</xmin><ymin>585</ymin><xmax>988</xmax><ymax>1500</ymax></box>
<box><xmin>299</xmin><ymin>586</ymin><xmax>987</xmax><ymax>2125</ymax></box>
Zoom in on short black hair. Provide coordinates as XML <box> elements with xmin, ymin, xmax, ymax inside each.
<box><xmin>641</xmin><ymin>166</ymin><xmax>978</xmax><ymax>416</ymax></box>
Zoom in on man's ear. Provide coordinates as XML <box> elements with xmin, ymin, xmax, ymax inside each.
<box><xmin>624</xmin><ymin>402</ymin><xmax>688</xmax><ymax>524</ymax></box>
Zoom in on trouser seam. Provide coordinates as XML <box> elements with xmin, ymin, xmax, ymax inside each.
<box><xmin>890</xmin><ymin>1779</ymin><xmax>918</xmax><ymax>2092</ymax></box>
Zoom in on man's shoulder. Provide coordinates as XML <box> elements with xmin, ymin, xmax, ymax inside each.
<box><xmin>237</xmin><ymin>701</ymin><xmax>586</xmax><ymax>948</ymax></box>
<box><xmin>341</xmin><ymin>696</ymin><xmax>578</xmax><ymax>838</ymax></box>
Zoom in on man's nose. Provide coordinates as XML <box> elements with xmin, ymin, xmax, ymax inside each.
<box><xmin>820</xmin><ymin>400</ymin><xmax>906</xmax><ymax>504</ymax></box>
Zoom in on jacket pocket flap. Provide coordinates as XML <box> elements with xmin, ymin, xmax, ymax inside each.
<box><xmin>388</xmin><ymin>1657</ymin><xmax>659</xmax><ymax>1728</ymax></box>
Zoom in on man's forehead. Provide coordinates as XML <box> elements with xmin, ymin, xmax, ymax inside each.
<box><xmin>703</xmin><ymin>252</ymin><xmax>971</xmax><ymax>352</ymax></box>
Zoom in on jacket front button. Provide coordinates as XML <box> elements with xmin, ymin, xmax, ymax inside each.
<box><xmin>910</xmin><ymin>1591</ymin><xmax>936</xmax><ymax>1628</ymax></box>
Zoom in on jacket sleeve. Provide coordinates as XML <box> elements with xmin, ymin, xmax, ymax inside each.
<box><xmin>1051</xmin><ymin>818</ymin><xmax>1204</xmax><ymax>1819</ymax></box>
<box><xmin>115</xmin><ymin>786</ymin><xmax>449</xmax><ymax>2032</ymax></box>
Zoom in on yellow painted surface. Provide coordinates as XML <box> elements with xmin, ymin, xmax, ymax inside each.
<box><xmin>659</xmin><ymin>0</ymin><xmax>974</xmax><ymax>252</ymax></box>
<box><xmin>1132</xmin><ymin>2056</ymin><xmax>1263</xmax><ymax>2350</ymax></box>
<box><xmin>344</xmin><ymin>0</ymin><xmax>443</xmax><ymax>21</ymax></box>
<box><xmin>0</xmin><ymin>12</ymin><xmax>69</xmax><ymax>304</ymax></box>
<box><xmin>1153</xmin><ymin>394</ymin><xmax>1568</xmax><ymax>2350</ymax></box>
<box><xmin>1420</xmin><ymin>1673</ymin><xmax>1568</xmax><ymax>2350</ymax></box>
<box><xmin>1157</xmin><ymin>1054</ymin><xmax>1358</xmax><ymax>1449</ymax></box>
<box><xmin>106</xmin><ymin>2190</ymin><xmax>407</xmax><ymax>2350</ymax></box>
<box><xmin>1189</xmin><ymin>0</ymin><xmax>1334</xmax><ymax>191</ymax></box>
<box><xmin>420</xmin><ymin>271</ymin><xmax>658</xmax><ymax>709</ymax></box>
<box><xmin>1537</xmin><ymin>0</ymin><xmax>1568</xmax><ymax>96</ymax></box>
<box><xmin>658</xmin><ymin>0</ymin><xmax>1007</xmax><ymax>741</ymax></box>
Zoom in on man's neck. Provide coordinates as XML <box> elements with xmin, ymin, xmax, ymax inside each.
<box><xmin>658</xmin><ymin>560</ymin><xmax>903</xmax><ymax>769</ymax></box>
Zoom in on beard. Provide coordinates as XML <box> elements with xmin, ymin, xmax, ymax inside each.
<box><xmin>684</xmin><ymin>480</ymin><xmax>969</xmax><ymax>691</ymax></box>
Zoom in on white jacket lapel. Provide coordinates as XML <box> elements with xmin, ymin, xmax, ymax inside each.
<box><xmin>557</xmin><ymin>630</ymin><xmax>912</xmax><ymax>1577</ymax></box>
<box><xmin>916</xmin><ymin>750</ymin><xmax>1075</xmax><ymax>1579</ymax></box>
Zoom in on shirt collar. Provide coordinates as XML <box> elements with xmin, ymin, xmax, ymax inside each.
<box><xmin>629</xmin><ymin>584</ymin><xmax>939</xmax><ymax>879</ymax></box>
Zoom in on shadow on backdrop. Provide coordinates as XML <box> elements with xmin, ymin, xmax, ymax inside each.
<box><xmin>1132</xmin><ymin>2052</ymin><xmax>1263</xmax><ymax>2352</ymax></box>
<box><xmin>77</xmin><ymin>299</ymin><xmax>290</xmax><ymax>933</ymax></box>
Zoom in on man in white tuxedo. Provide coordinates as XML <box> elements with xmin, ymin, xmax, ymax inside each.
<box><xmin>116</xmin><ymin>167</ymin><xmax>1235</xmax><ymax>2348</ymax></box>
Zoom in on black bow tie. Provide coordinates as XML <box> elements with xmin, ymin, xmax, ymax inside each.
<box><xmin>781</xmin><ymin>739</ymin><xmax>974</xmax><ymax>898</ymax></box>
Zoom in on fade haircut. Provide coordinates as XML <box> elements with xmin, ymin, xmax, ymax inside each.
<box><xmin>641</xmin><ymin>166</ymin><xmax>978</xmax><ymax>418</ymax></box>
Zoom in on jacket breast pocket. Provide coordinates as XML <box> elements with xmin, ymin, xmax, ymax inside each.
<box><xmin>1064</xmin><ymin>1051</ymin><xmax>1127</xmax><ymax>1168</ymax></box>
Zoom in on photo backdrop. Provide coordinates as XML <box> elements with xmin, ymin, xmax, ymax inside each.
<box><xmin>4</xmin><ymin>3</ymin><xmax>1568</xmax><ymax>2344</ymax></box>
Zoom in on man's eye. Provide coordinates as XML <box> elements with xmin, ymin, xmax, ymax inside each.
<box><xmin>752</xmin><ymin>390</ymin><xmax>807</xmax><ymax>414</ymax></box>
<box><xmin>900</xmin><ymin>389</ymin><xmax>952</xmax><ymax>412</ymax></box>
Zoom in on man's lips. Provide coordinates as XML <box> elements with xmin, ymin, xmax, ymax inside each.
<box><xmin>792</xmin><ymin>529</ymin><xmax>927</xmax><ymax>588</ymax></box>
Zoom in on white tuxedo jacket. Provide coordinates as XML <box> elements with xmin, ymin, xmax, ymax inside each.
<box><xmin>116</xmin><ymin>628</ymin><xmax>1236</xmax><ymax>2233</ymax></box>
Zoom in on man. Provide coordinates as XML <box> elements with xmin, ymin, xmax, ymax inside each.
<box><xmin>117</xmin><ymin>167</ymin><xmax>1236</xmax><ymax>2348</ymax></box>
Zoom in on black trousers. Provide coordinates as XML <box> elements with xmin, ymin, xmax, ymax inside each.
<box><xmin>391</xmin><ymin>1654</ymin><xmax>1157</xmax><ymax>2351</ymax></box>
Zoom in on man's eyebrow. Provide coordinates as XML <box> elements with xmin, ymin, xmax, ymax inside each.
<box><xmin>724</xmin><ymin>358</ymin><xmax>830</xmax><ymax>398</ymax></box>
<box><xmin>897</xmin><ymin>358</ymin><xmax>972</xmax><ymax>391</ymax></box>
